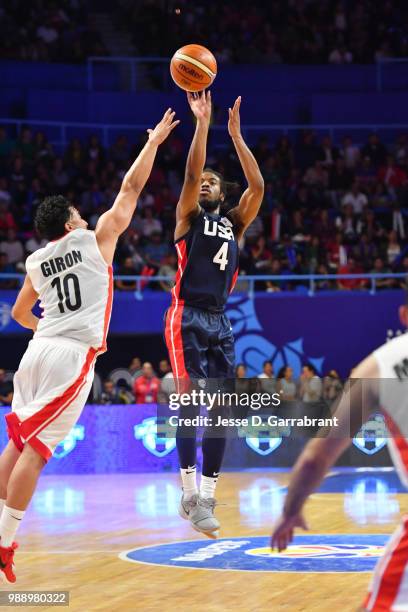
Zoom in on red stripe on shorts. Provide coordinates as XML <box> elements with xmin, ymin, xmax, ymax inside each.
<box><xmin>166</xmin><ymin>239</ymin><xmax>190</xmax><ymax>391</ymax></box>
<box><xmin>19</xmin><ymin>347</ymin><xmax>96</xmax><ymax>441</ymax></box>
<box><xmin>368</xmin><ymin>520</ymin><xmax>408</xmax><ymax>610</ymax></box>
<box><xmin>27</xmin><ymin>436</ymin><xmax>53</xmax><ymax>462</ymax></box>
<box><xmin>5</xmin><ymin>413</ymin><xmax>24</xmax><ymax>452</ymax></box>
<box><xmin>385</xmin><ymin>413</ymin><xmax>408</xmax><ymax>471</ymax></box>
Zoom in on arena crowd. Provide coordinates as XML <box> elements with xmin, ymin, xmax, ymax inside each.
<box><xmin>0</xmin><ymin>124</ymin><xmax>407</xmax><ymax>293</ymax></box>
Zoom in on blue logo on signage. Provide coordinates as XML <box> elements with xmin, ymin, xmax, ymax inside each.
<box><xmin>353</xmin><ymin>414</ymin><xmax>387</xmax><ymax>455</ymax></box>
<box><xmin>120</xmin><ymin>534</ymin><xmax>387</xmax><ymax>572</ymax></box>
<box><xmin>243</xmin><ymin>435</ymin><xmax>283</xmax><ymax>456</ymax></box>
<box><xmin>226</xmin><ymin>296</ymin><xmax>324</xmax><ymax>377</ymax></box>
<box><xmin>238</xmin><ymin>419</ymin><xmax>290</xmax><ymax>456</ymax></box>
<box><xmin>0</xmin><ymin>301</ymin><xmax>12</xmax><ymax>331</ymax></box>
<box><xmin>134</xmin><ymin>417</ymin><xmax>176</xmax><ymax>457</ymax></box>
<box><xmin>54</xmin><ymin>425</ymin><xmax>85</xmax><ymax>459</ymax></box>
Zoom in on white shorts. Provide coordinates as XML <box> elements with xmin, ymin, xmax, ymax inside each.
<box><xmin>6</xmin><ymin>336</ymin><xmax>96</xmax><ymax>461</ymax></box>
<box><xmin>364</xmin><ymin>515</ymin><xmax>408</xmax><ymax>610</ymax></box>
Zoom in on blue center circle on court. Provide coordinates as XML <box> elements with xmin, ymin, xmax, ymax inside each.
<box><xmin>120</xmin><ymin>534</ymin><xmax>387</xmax><ymax>572</ymax></box>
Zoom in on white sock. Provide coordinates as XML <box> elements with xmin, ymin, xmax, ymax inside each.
<box><xmin>0</xmin><ymin>499</ymin><xmax>6</xmax><ymax>518</ymax></box>
<box><xmin>200</xmin><ymin>474</ymin><xmax>219</xmax><ymax>499</ymax></box>
<box><xmin>0</xmin><ymin>506</ymin><xmax>25</xmax><ymax>548</ymax></box>
<box><xmin>180</xmin><ymin>466</ymin><xmax>198</xmax><ymax>500</ymax></box>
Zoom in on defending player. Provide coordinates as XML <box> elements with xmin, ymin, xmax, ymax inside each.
<box><xmin>164</xmin><ymin>91</ymin><xmax>264</xmax><ymax>537</ymax></box>
<box><xmin>0</xmin><ymin>109</ymin><xmax>179</xmax><ymax>583</ymax></box>
<box><xmin>271</xmin><ymin>302</ymin><xmax>408</xmax><ymax>610</ymax></box>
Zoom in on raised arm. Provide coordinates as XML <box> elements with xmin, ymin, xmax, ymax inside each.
<box><xmin>96</xmin><ymin>109</ymin><xmax>179</xmax><ymax>264</ymax></box>
<box><xmin>175</xmin><ymin>91</ymin><xmax>211</xmax><ymax>240</ymax></box>
<box><xmin>271</xmin><ymin>355</ymin><xmax>378</xmax><ymax>552</ymax></box>
<box><xmin>227</xmin><ymin>97</ymin><xmax>264</xmax><ymax>240</ymax></box>
<box><xmin>11</xmin><ymin>274</ymin><xmax>39</xmax><ymax>331</ymax></box>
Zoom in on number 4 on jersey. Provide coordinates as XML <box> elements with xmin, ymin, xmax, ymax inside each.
<box><xmin>213</xmin><ymin>242</ymin><xmax>229</xmax><ymax>271</ymax></box>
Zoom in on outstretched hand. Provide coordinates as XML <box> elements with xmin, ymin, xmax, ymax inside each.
<box><xmin>187</xmin><ymin>90</ymin><xmax>212</xmax><ymax>123</ymax></box>
<box><xmin>147</xmin><ymin>108</ymin><xmax>180</xmax><ymax>145</ymax></box>
<box><xmin>271</xmin><ymin>512</ymin><xmax>309</xmax><ymax>552</ymax></box>
<box><xmin>228</xmin><ymin>96</ymin><xmax>242</xmax><ymax>139</ymax></box>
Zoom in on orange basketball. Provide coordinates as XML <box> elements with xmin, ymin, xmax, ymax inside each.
<box><xmin>170</xmin><ymin>44</ymin><xmax>217</xmax><ymax>92</ymax></box>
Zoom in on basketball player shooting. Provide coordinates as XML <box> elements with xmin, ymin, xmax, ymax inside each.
<box><xmin>271</xmin><ymin>301</ymin><xmax>408</xmax><ymax>610</ymax></box>
<box><xmin>0</xmin><ymin>109</ymin><xmax>179</xmax><ymax>583</ymax></box>
<box><xmin>164</xmin><ymin>91</ymin><xmax>264</xmax><ymax>537</ymax></box>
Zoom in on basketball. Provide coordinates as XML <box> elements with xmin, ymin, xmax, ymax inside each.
<box><xmin>170</xmin><ymin>44</ymin><xmax>217</xmax><ymax>92</ymax></box>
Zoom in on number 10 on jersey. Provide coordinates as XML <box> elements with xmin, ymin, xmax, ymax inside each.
<box><xmin>213</xmin><ymin>242</ymin><xmax>229</xmax><ymax>271</ymax></box>
<box><xmin>51</xmin><ymin>273</ymin><xmax>82</xmax><ymax>313</ymax></box>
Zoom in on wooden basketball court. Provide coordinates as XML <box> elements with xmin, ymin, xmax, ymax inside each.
<box><xmin>12</xmin><ymin>471</ymin><xmax>405</xmax><ymax>611</ymax></box>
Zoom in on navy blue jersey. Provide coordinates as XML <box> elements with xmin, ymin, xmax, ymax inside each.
<box><xmin>173</xmin><ymin>209</ymin><xmax>239</xmax><ymax>312</ymax></box>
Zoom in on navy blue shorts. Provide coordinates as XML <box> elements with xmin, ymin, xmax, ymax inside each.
<box><xmin>164</xmin><ymin>303</ymin><xmax>235</xmax><ymax>380</ymax></box>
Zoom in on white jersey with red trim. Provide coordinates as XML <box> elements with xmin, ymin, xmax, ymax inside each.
<box><xmin>26</xmin><ymin>228</ymin><xmax>113</xmax><ymax>351</ymax></box>
<box><xmin>373</xmin><ymin>332</ymin><xmax>408</xmax><ymax>488</ymax></box>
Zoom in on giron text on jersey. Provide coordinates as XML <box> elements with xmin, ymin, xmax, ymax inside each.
<box><xmin>40</xmin><ymin>250</ymin><xmax>82</xmax><ymax>278</ymax></box>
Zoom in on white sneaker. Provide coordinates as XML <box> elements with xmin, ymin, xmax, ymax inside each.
<box><xmin>179</xmin><ymin>493</ymin><xmax>220</xmax><ymax>538</ymax></box>
<box><xmin>179</xmin><ymin>493</ymin><xmax>199</xmax><ymax>520</ymax></box>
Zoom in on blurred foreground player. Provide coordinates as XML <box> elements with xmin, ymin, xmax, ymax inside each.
<box><xmin>0</xmin><ymin>109</ymin><xmax>179</xmax><ymax>583</ymax></box>
<box><xmin>271</xmin><ymin>302</ymin><xmax>408</xmax><ymax>611</ymax></box>
<box><xmin>164</xmin><ymin>91</ymin><xmax>263</xmax><ymax>537</ymax></box>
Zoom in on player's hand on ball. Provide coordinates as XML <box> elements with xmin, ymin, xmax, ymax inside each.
<box><xmin>147</xmin><ymin>108</ymin><xmax>180</xmax><ymax>145</ymax></box>
<box><xmin>270</xmin><ymin>512</ymin><xmax>309</xmax><ymax>552</ymax></box>
<box><xmin>187</xmin><ymin>90</ymin><xmax>212</xmax><ymax>123</ymax></box>
<box><xmin>228</xmin><ymin>96</ymin><xmax>242</xmax><ymax>139</ymax></box>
